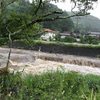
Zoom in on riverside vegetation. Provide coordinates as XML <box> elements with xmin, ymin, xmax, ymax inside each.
<box><xmin>0</xmin><ymin>71</ymin><xmax>100</xmax><ymax>100</ymax></box>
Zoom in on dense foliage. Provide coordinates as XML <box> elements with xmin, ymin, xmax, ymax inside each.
<box><xmin>0</xmin><ymin>0</ymin><xmax>44</xmax><ymax>45</ymax></box>
<box><xmin>0</xmin><ymin>71</ymin><xmax>100</xmax><ymax>100</ymax></box>
<box><xmin>54</xmin><ymin>34</ymin><xmax>77</xmax><ymax>43</ymax></box>
<box><xmin>80</xmin><ymin>35</ymin><xmax>100</xmax><ymax>44</ymax></box>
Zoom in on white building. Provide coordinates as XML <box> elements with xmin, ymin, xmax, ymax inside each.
<box><xmin>41</xmin><ymin>29</ymin><xmax>57</xmax><ymax>41</ymax></box>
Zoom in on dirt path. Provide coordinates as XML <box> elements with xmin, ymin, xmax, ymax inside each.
<box><xmin>0</xmin><ymin>47</ymin><xmax>100</xmax><ymax>75</ymax></box>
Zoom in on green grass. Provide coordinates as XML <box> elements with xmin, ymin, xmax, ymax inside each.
<box><xmin>1</xmin><ymin>71</ymin><xmax>100</xmax><ymax>100</ymax></box>
<box><xmin>34</xmin><ymin>40</ymin><xmax>100</xmax><ymax>49</ymax></box>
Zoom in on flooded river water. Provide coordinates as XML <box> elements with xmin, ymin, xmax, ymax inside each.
<box><xmin>0</xmin><ymin>47</ymin><xmax>100</xmax><ymax>75</ymax></box>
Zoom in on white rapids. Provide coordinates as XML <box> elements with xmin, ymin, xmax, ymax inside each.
<box><xmin>0</xmin><ymin>47</ymin><xmax>100</xmax><ymax>75</ymax></box>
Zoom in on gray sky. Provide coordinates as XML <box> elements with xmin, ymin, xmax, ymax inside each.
<box><xmin>52</xmin><ymin>0</ymin><xmax>100</xmax><ymax>19</ymax></box>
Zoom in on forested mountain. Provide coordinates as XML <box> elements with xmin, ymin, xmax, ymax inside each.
<box><xmin>40</xmin><ymin>2</ymin><xmax>74</xmax><ymax>32</ymax></box>
<box><xmin>68</xmin><ymin>12</ymin><xmax>100</xmax><ymax>32</ymax></box>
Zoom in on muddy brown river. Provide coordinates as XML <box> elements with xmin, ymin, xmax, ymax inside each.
<box><xmin>0</xmin><ymin>47</ymin><xmax>100</xmax><ymax>75</ymax></box>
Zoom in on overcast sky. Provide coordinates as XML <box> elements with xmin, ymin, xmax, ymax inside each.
<box><xmin>51</xmin><ymin>0</ymin><xmax>100</xmax><ymax>19</ymax></box>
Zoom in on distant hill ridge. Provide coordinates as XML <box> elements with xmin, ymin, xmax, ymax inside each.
<box><xmin>68</xmin><ymin>12</ymin><xmax>100</xmax><ymax>32</ymax></box>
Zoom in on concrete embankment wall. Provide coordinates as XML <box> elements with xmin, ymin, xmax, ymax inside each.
<box><xmin>34</xmin><ymin>43</ymin><xmax>100</xmax><ymax>57</ymax></box>
<box><xmin>8</xmin><ymin>42</ymin><xmax>100</xmax><ymax>58</ymax></box>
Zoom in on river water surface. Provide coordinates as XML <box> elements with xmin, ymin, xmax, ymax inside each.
<box><xmin>0</xmin><ymin>47</ymin><xmax>100</xmax><ymax>75</ymax></box>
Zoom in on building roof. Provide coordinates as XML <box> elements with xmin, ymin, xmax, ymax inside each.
<box><xmin>88</xmin><ymin>31</ymin><xmax>100</xmax><ymax>36</ymax></box>
<box><xmin>44</xmin><ymin>29</ymin><xmax>55</xmax><ymax>33</ymax></box>
<box><xmin>60</xmin><ymin>32</ymin><xmax>71</xmax><ymax>36</ymax></box>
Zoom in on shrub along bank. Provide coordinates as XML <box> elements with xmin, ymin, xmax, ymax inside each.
<box><xmin>0</xmin><ymin>71</ymin><xmax>100</xmax><ymax>100</ymax></box>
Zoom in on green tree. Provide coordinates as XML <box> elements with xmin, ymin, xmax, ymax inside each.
<box><xmin>0</xmin><ymin>0</ymin><xmax>44</xmax><ymax>44</ymax></box>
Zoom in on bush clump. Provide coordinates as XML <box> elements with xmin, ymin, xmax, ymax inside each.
<box><xmin>1</xmin><ymin>71</ymin><xmax>100</xmax><ymax>100</ymax></box>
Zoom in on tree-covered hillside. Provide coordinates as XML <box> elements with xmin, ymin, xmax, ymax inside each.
<box><xmin>40</xmin><ymin>2</ymin><xmax>74</xmax><ymax>32</ymax></box>
<box><xmin>68</xmin><ymin>12</ymin><xmax>100</xmax><ymax>32</ymax></box>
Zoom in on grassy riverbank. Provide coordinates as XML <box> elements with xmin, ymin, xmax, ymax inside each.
<box><xmin>0</xmin><ymin>71</ymin><xmax>100</xmax><ymax>100</ymax></box>
<box><xmin>34</xmin><ymin>40</ymin><xmax>100</xmax><ymax>49</ymax></box>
